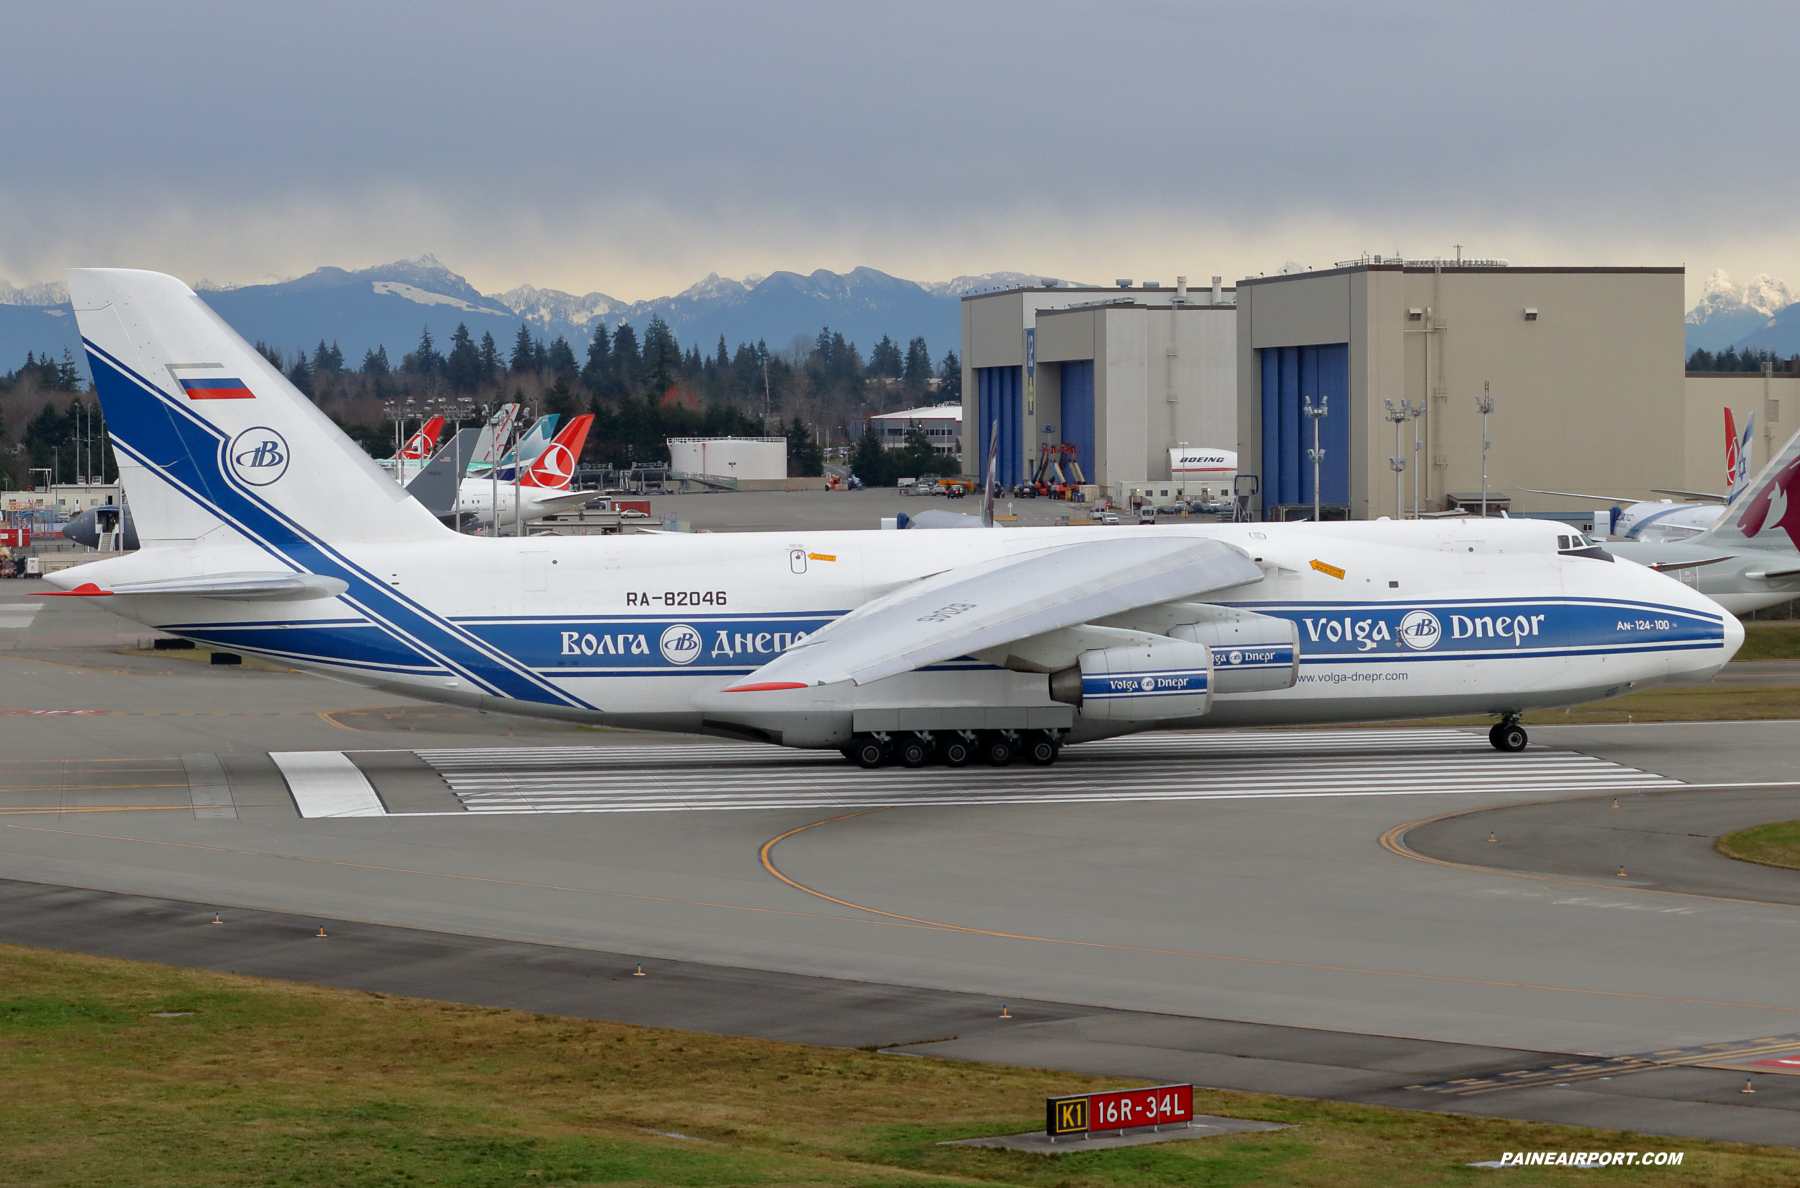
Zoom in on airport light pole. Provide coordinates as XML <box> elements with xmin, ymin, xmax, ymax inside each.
<box><xmin>1303</xmin><ymin>391</ymin><xmax>1327</xmax><ymax>522</ymax></box>
<box><xmin>1407</xmin><ymin>399</ymin><xmax>1425</xmax><ymax>518</ymax></box>
<box><xmin>1475</xmin><ymin>380</ymin><xmax>1494</xmax><ymax>517</ymax></box>
<box><xmin>1384</xmin><ymin>399</ymin><xmax>1407</xmax><ymax>519</ymax></box>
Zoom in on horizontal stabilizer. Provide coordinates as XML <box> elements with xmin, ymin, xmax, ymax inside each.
<box><xmin>41</xmin><ymin>572</ymin><xmax>349</xmax><ymax>601</ymax></box>
<box><xmin>900</xmin><ymin>509</ymin><xmax>991</xmax><ymax>530</ymax></box>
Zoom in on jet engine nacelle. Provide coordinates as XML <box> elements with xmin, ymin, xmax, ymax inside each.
<box><xmin>1050</xmin><ymin>638</ymin><xmax>1213</xmax><ymax>721</ymax></box>
<box><xmin>1170</xmin><ymin>613</ymin><xmax>1298</xmax><ymax>693</ymax></box>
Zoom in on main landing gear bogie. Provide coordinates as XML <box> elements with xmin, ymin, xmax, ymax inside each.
<box><xmin>1489</xmin><ymin>715</ymin><xmax>1528</xmax><ymax>753</ymax></box>
<box><xmin>842</xmin><ymin>730</ymin><xmax>1062</xmax><ymax>769</ymax></box>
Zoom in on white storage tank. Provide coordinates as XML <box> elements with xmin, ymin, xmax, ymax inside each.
<box><xmin>667</xmin><ymin>437</ymin><xmax>788</xmax><ymax>482</ymax></box>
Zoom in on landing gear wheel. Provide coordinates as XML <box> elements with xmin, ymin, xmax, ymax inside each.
<box><xmin>848</xmin><ymin>734</ymin><xmax>889</xmax><ymax>769</ymax></box>
<box><xmin>1023</xmin><ymin>732</ymin><xmax>1060</xmax><ymax>766</ymax></box>
<box><xmin>980</xmin><ymin>733</ymin><xmax>1016</xmax><ymax>767</ymax></box>
<box><xmin>1490</xmin><ymin>721</ymin><xmax>1528</xmax><ymax>753</ymax></box>
<box><xmin>939</xmin><ymin>736</ymin><xmax>974</xmax><ymax>767</ymax></box>
<box><xmin>896</xmin><ymin>735</ymin><xmax>931</xmax><ymax>768</ymax></box>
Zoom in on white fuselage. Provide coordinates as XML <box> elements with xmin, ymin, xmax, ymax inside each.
<box><xmin>454</xmin><ymin>477</ymin><xmax>589</xmax><ymax>526</ymax></box>
<box><xmin>60</xmin><ymin>518</ymin><xmax>1740</xmax><ymax>749</ymax></box>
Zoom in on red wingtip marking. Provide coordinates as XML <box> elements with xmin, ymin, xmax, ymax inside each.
<box><xmin>39</xmin><ymin>582</ymin><xmax>112</xmax><ymax>597</ymax></box>
<box><xmin>723</xmin><ymin>681</ymin><xmax>809</xmax><ymax>693</ymax></box>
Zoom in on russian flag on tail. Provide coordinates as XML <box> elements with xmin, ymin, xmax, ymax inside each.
<box><xmin>178</xmin><ymin>377</ymin><xmax>255</xmax><ymax>400</ymax></box>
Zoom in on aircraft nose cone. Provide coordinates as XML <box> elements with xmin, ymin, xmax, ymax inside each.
<box><xmin>1722</xmin><ymin>608</ymin><xmax>1746</xmax><ymax>662</ymax></box>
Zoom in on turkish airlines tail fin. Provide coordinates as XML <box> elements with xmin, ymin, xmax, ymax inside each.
<box><xmin>66</xmin><ymin>268</ymin><xmax>447</xmax><ymax>548</ymax></box>
<box><xmin>394</xmin><ymin>416</ymin><xmax>446</xmax><ymax>461</ymax></box>
<box><xmin>1694</xmin><ymin>422</ymin><xmax>1800</xmax><ymax>552</ymax></box>
<box><xmin>519</xmin><ymin>414</ymin><xmax>593</xmax><ymax>489</ymax></box>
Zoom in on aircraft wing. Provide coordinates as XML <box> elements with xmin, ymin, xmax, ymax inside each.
<box><xmin>1650</xmin><ymin>488</ymin><xmax>1724</xmax><ymax>503</ymax></box>
<box><xmin>1746</xmin><ymin>564</ymin><xmax>1800</xmax><ymax>581</ymax></box>
<box><xmin>725</xmin><ymin>536</ymin><xmax>1262</xmax><ymax>690</ymax></box>
<box><xmin>1517</xmin><ymin>486</ymin><xmax>1637</xmax><ymax>502</ymax></box>
<box><xmin>528</xmin><ymin>491</ymin><xmax>597</xmax><ymax>518</ymax></box>
<box><xmin>1646</xmin><ymin>555</ymin><xmax>1736</xmax><ymax>572</ymax></box>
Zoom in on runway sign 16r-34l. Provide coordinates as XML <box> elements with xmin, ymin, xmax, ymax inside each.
<box><xmin>1046</xmin><ymin>1083</ymin><xmax>1194</xmax><ymax>1137</ymax></box>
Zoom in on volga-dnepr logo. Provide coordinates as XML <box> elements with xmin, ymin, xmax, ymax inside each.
<box><xmin>228</xmin><ymin>426</ymin><xmax>289</xmax><ymax>486</ymax></box>
<box><xmin>658</xmin><ymin>623</ymin><xmax>702</xmax><ymax>665</ymax></box>
<box><xmin>1397</xmin><ymin>610</ymin><xmax>1443</xmax><ymax>650</ymax></box>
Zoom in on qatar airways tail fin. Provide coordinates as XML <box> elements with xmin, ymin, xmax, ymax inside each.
<box><xmin>1695</xmin><ymin>422</ymin><xmax>1800</xmax><ymax>552</ymax></box>
<box><xmin>519</xmin><ymin>414</ymin><xmax>593</xmax><ymax>489</ymax></box>
<box><xmin>66</xmin><ymin>268</ymin><xmax>447</xmax><ymax>548</ymax></box>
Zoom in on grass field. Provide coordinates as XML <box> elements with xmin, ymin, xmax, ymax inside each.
<box><xmin>1737</xmin><ymin>622</ymin><xmax>1800</xmax><ymax>661</ymax></box>
<box><xmin>1716</xmin><ymin>819</ymin><xmax>1800</xmax><ymax>871</ymax></box>
<box><xmin>1362</xmin><ymin>683</ymin><xmax>1800</xmax><ymax>730</ymax></box>
<box><xmin>3</xmin><ymin>945</ymin><xmax>1798</xmax><ymax>1186</ymax></box>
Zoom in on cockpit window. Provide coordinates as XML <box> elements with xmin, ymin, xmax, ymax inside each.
<box><xmin>1557</xmin><ymin>535</ymin><xmax>1571</xmax><ymax>550</ymax></box>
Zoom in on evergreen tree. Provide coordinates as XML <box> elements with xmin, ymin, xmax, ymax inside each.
<box><xmin>785</xmin><ymin>417</ymin><xmax>824</xmax><ymax>477</ymax></box>
<box><xmin>255</xmin><ymin>342</ymin><xmax>284</xmax><ymax>370</ymax></box>
<box><xmin>55</xmin><ymin>349</ymin><xmax>83</xmax><ymax>392</ymax></box>
<box><xmin>287</xmin><ymin>346</ymin><xmax>314</xmax><ymax>396</ymax></box>
<box><xmin>903</xmin><ymin>337</ymin><xmax>932</xmax><ymax>391</ymax></box>
<box><xmin>544</xmin><ymin>377</ymin><xmax>582</xmax><ymax>423</ymax></box>
<box><xmin>361</xmin><ymin>346</ymin><xmax>391</xmax><ymax>376</ymax></box>
<box><xmin>850</xmin><ymin>425</ymin><xmax>887</xmax><ymax>486</ymax></box>
<box><xmin>642</xmin><ymin>315</ymin><xmax>681</xmax><ymax>396</ymax></box>
<box><xmin>407</xmin><ymin>325</ymin><xmax>443</xmax><ymax>375</ymax></box>
<box><xmin>582</xmin><ymin>321</ymin><xmax>612</xmax><ymax>389</ymax></box>
<box><xmin>479</xmin><ymin>330</ymin><xmax>500</xmax><ymax>376</ymax></box>
<box><xmin>938</xmin><ymin>349</ymin><xmax>962</xmax><ymax>401</ymax></box>
<box><xmin>715</xmin><ymin>336</ymin><xmax>730</xmax><ymax>370</ymax></box>
<box><xmin>509</xmin><ymin>323</ymin><xmax>536</xmax><ymax>372</ymax></box>
<box><xmin>869</xmin><ymin>335</ymin><xmax>902</xmax><ymax>378</ymax></box>
<box><xmin>546</xmin><ymin>335</ymin><xmax>577</xmax><ymax>377</ymax></box>
<box><xmin>446</xmin><ymin>323</ymin><xmax>482</xmax><ymax>393</ymax></box>
<box><xmin>612</xmin><ymin>322</ymin><xmax>641</xmax><ymax>385</ymax></box>
<box><xmin>314</xmin><ymin>338</ymin><xmax>344</xmax><ymax>376</ymax></box>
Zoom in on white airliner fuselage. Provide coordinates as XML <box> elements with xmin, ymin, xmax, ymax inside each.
<box><xmin>48</xmin><ymin>267</ymin><xmax>1742</xmax><ymax>761</ymax></box>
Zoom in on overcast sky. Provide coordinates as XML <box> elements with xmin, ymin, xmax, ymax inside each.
<box><xmin>3</xmin><ymin>1</ymin><xmax>1794</xmax><ymax>305</ymax></box>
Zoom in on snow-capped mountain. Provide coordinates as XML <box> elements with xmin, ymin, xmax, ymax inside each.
<box><xmin>492</xmin><ymin>283</ymin><xmax>623</xmax><ymax>334</ymax></box>
<box><xmin>920</xmin><ymin>272</ymin><xmax>1090</xmax><ymax>297</ymax></box>
<box><xmin>0</xmin><ymin>257</ymin><xmax>1089</xmax><ymax>377</ymax></box>
<box><xmin>1685</xmin><ymin>269</ymin><xmax>1797</xmax><ymax>352</ymax></box>
<box><xmin>0</xmin><ymin>278</ymin><xmax>69</xmax><ymax>306</ymax></box>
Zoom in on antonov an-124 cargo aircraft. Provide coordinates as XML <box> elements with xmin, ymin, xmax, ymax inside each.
<box><xmin>46</xmin><ymin>269</ymin><xmax>1740</xmax><ymax>768</ymax></box>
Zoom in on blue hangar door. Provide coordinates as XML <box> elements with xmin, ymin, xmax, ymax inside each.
<box><xmin>1259</xmin><ymin>344</ymin><xmax>1349</xmax><ymax>510</ymax></box>
<box><xmin>976</xmin><ymin>366</ymin><xmax>1024</xmax><ymax>487</ymax></box>
<box><xmin>1059</xmin><ymin>360</ymin><xmax>1096</xmax><ymax>483</ymax></box>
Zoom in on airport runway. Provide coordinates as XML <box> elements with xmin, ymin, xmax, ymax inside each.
<box><xmin>6</xmin><ymin>584</ymin><xmax>1800</xmax><ymax>1144</ymax></box>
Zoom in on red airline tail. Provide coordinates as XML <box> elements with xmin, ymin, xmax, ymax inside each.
<box><xmin>397</xmin><ymin>416</ymin><xmax>446</xmax><ymax>460</ymax></box>
<box><xmin>520</xmin><ymin>414</ymin><xmax>593</xmax><ymax>489</ymax></box>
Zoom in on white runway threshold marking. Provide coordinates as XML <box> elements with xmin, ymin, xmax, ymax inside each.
<box><xmin>271</xmin><ymin>751</ymin><xmax>387</xmax><ymax>818</ymax></box>
<box><xmin>413</xmin><ymin>728</ymin><xmax>1683</xmax><ymax>815</ymax></box>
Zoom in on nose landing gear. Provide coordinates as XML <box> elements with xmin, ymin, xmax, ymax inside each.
<box><xmin>1489</xmin><ymin>715</ymin><xmax>1528</xmax><ymax>753</ymax></box>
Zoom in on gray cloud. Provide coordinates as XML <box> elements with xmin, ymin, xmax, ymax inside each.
<box><xmin>3</xmin><ymin>0</ymin><xmax>1795</xmax><ymax>302</ymax></box>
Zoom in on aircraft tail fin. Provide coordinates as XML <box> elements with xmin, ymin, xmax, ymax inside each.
<box><xmin>1725</xmin><ymin>408</ymin><xmax>1755</xmax><ymax>506</ymax></box>
<box><xmin>396</xmin><ymin>416</ymin><xmax>446</xmax><ymax>461</ymax></box>
<box><xmin>67</xmin><ymin>268</ymin><xmax>447</xmax><ymax>548</ymax></box>
<box><xmin>1694</xmin><ymin>422</ymin><xmax>1800</xmax><ymax>552</ymax></box>
<box><xmin>520</xmin><ymin>414</ymin><xmax>592</xmax><ymax>489</ymax></box>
